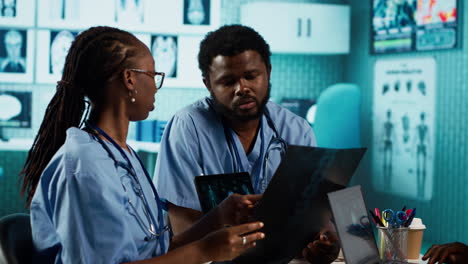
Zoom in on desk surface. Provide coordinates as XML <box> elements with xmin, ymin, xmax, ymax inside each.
<box><xmin>288</xmin><ymin>254</ymin><xmax>428</xmax><ymax>264</ymax></box>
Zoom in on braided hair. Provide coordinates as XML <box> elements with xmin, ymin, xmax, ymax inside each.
<box><xmin>20</xmin><ymin>26</ymin><xmax>143</xmax><ymax>207</ymax></box>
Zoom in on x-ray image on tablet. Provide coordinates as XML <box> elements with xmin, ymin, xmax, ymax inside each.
<box><xmin>151</xmin><ymin>35</ymin><xmax>177</xmax><ymax>78</ymax></box>
<box><xmin>49</xmin><ymin>30</ymin><xmax>76</xmax><ymax>75</ymax></box>
<box><xmin>0</xmin><ymin>29</ymin><xmax>26</xmax><ymax>73</ymax></box>
<box><xmin>183</xmin><ymin>0</ymin><xmax>210</xmax><ymax>25</ymax></box>
<box><xmin>194</xmin><ymin>172</ymin><xmax>254</xmax><ymax>213</ymax></box>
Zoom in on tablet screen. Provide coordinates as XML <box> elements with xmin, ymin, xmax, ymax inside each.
<box><xmin>194</xmin><ymin>172</ymin><xmax>254</xmax><ymax>213</ymax></box>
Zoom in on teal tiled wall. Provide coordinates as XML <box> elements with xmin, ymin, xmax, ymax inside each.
<box><xmin>346</xmin><ymin>0</ymin><xmax>468</xmax><ymax>245</ymax></box>
<box><xmin>0</xmin><ymin>0</ymin><xmax>347</xmax><ymax>216</ymax></box>
<box><xmin>0</xmin><ymin>151</ymin><xmax>29</xmax><ymax>216</ymax></box>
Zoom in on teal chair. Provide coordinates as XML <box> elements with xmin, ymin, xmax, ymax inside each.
<box><xmin>314</xmin><ymin>83</ymin><xmax>361</xmax><ymax>148</ymax></box>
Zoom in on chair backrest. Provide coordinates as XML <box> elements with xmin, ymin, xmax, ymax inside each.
<box><xmin>314</xmin><ymin>83</ymin><xmax>361</xmax><ymax>148</ymax></box>
<box><xmin>0</xmin><ymin>213</ymin><xmax>35</xmax><ymax>264</ymax></box>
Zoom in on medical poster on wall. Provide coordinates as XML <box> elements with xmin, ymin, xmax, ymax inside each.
<box><xmin>372</xmin><ymin>57</ymin><xmax>435</xmax><ymax>200</ymax></box>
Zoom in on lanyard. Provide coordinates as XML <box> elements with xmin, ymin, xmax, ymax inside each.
<box><xmin>85</xmin><ymin>121</ymin><xmax>167</xmax><ymax>253</ymax></box>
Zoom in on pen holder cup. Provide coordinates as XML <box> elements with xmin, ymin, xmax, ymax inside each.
<box><xmin>377</xmin><ymin>227</ymin><xmax>408</xmax><ymax>263</ymax></box>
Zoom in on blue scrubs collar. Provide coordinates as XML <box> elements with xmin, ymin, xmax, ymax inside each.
<box><xmin>219</xmin><ymin>109</ymin><xmax>288</xmax><ymax>193</ymax></box>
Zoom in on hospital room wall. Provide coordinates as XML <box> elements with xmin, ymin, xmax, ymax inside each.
<box><xmin>345</xmin><ymin>0</ymin><xmax>468</xmax><ymax>246</ymax></box>
<box><xmin>0</xmin><ymin>0</ymin><xmax>346</xmax><ymax>216</ymax></box>
<box><xmin>158</xmin><ymin>0</ymin><xmax>349</xmax><ymax>118</ymax></box>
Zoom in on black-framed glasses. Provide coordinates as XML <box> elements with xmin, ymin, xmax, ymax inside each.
<box><xmin>128</xmin><ymin>68</ymin><xmax>165</xmax><ymax>89</ymax></box>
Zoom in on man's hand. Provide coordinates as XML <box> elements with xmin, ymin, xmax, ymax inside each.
<box><xmin>422</xmin><ymin>242</ymin><xmax>468</xmax><ymax>264</ymax></box>
<box><xmin>216</xmin><ymin>193</ymin><xmax>262</xmax><ymax>226</ymax></box>
<box><xmin>302</xmin><ymin>230</ymin><xmax>340</xmax><ymax>264</ymax></box>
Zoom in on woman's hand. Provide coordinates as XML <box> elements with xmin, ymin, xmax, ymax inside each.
<box><xmin>198</xmin><ymin>221</ymin><xmax>265</xmax><ymax>262</ymax></box>
<box><xmin>215</xmin><ymin>194</ymin><xmax>262</xmax><ymax>226</ymax></box>
<box><xmin>422</xmin><ymin>242</ymin><xmax>468</xmax><ymax>264</ymax></box>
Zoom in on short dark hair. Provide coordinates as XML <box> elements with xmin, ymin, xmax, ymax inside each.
<box><xmin>198</xmin><ymin>24</ymin><xmax>271</xmax><ymax>79</ymax></box>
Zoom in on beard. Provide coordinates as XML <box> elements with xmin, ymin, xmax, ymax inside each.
<box><xmin>210</xmin><ymin>83</ymin><xmax>271</xmax><ymax>122</ymax></box>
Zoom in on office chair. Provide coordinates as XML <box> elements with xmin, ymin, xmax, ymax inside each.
<box><xmin>0</xmin><ymin>213</ymin><xmax>35</xmax><ymax>264</ymax></box>
<box><xmin>313</xmin><ymin>83</ymin><xmax>361</xmax><ymax>148</ymax></box>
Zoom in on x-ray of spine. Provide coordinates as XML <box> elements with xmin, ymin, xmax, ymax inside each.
<box><xmin>115</xmin><ymin>0</ymin><xmax>144</xmax><ymax>23</ymax></box>
<box><xmin>49</xmin><ymin>30</ymin><xmax>75</xmax><ymax>75</ymax></box>
<box><xmin>151</xmin><ymin>35</ymin><xmax>177</xmax><ymax>78</ymax></box>
<box><xmin>49</xmin><ymin>0</ymin><xmax>79</xmax><ymax>20</ymax></box>
<box><xmin>1</xmin><ymin>0</ymin><xmax>16</xmax><ymax>17</ymax></box>
<box><xmin>0</xmin><ymin>29</ymin><xmax>26</xmax><ymax>73</ymax></box>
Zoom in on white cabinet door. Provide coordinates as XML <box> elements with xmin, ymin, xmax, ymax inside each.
<box><xmin>241</xmin><ymin>3</ymin><xmax>350</xmax><ymax>54</ymax></box>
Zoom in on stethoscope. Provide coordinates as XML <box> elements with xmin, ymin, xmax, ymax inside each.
<box><xmin>84</xmin><ymin>121</ymin><xmax>169</xmax><ymax>252</ymax></box>
<box><xmin>223</xmin><ymin>110</ymin><xmax>288</xmax><ymax>193</ymax></box>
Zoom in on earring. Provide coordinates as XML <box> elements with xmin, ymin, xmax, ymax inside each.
<box><xmin>129</xmin><ymin>91</ymin><xmax>136</xmax><ymax>103</ymax></box>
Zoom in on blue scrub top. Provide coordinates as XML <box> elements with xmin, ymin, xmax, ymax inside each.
<box><xmin>31</xmin><ymin>128</ymin><xmax>169</xmax><ymax>264</ymax></box>
<box><xmin>154</xmin><ymin>97</ymin><xmax>316</xmax><ymax>211</ymax></box>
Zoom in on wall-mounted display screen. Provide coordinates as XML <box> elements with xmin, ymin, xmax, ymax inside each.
<box><xmin>0</xmin><ymin>91</ymin><xmax>32</xmax><ymax>128</ymax></box>
<box><xmin>372</xmin><ymin>0</ymin><xmax>459</xmax><ymax>54</ymax></box>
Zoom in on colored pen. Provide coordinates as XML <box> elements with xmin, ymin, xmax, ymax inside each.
<box><xmin>375</xmin><ymin>208</ymin><xmax>381</xmax><ymax>219</ymax></box>
<box><xmin>404</xmin><ymin>208</ymin><xmax>416</xmax><ymax>227</ymax></box>
<box><xmin>406</xmin><ymin>209</ymin><xmax>412</xmax><ymax>216</ymax></box>
<box><xmin>369</xmin><ymin>210</ymin><xmax>384</xmax><ymax>227</ymax></box>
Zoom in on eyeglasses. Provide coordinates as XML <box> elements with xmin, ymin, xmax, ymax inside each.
<box><xmin>128</xmin><ymin>68</ymin><xmax>165</xmax><ymax>89</ymax></box>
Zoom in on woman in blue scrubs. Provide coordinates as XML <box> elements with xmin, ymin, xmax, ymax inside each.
<box><xmin>20</xmin><ymin>26</ymin><xmax>264</xmax><ymax>264</ymax></box>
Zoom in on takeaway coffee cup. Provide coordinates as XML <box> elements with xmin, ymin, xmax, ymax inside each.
<box><xmin>407</xmin><ymin>218</ymin><xmax>426</xmax><ymax>261</ymax></box>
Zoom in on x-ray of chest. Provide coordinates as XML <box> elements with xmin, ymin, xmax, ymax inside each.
<box><xmin>151</xmin><ymin>35</ymin><xmax>178</xmax><ymax>78</ymax></box>
<box><xmin>0</xmin><ymin>29</ymin><xmax>27</xmax><ymax>73</ymax></box>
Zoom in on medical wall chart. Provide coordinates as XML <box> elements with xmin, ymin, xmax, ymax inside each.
<box><xmin>372</xmin><ymin>57</ymin><xmax>436</xmax><ymax>200</ymax></box>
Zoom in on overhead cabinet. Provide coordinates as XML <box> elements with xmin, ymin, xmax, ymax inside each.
<box><xmin>241</xmin><ymin>2</ymin><xmax>350</xmax><ymax>54</ymax></box>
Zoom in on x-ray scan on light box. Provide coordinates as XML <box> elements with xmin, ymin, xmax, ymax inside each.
<box><xmin>0</xmin><ymin>0</ymin><xmax>35</xmax><ymax>27</ymax></box>
<box><xmin>36</xmin><ymin>30</ymin><xmax>78</xmax><ymax>84</ymax></box>
<box><xmin>151</xmin><ymin>35</ymin><xmax>178</xmax><ymax>78</ymax></box>
<box><xmin>173</xmin><ymin>35</ymin><xmax>204</xmax><ymax>88</ymax></box>
<box><xmin>0</xmin><ymin>28</ymin><xmax>34</xmax><ymax>83</ymax></box>
<box><xmin>0</xmin><ymin>91</ymin><xmax>32</xmax><ymax>128</ymax></box>
<box><xmin>37</xmin><ymin>0</ymin><xmax>113</xmax><ymax>29</ymax></box>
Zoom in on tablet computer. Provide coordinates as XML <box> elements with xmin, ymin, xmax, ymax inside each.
<box><xmin>194</xmin><ymin>172</ymin><xmax>255</xmax><ymax>213</ymax></box>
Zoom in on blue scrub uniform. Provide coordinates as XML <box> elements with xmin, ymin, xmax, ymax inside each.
<box><xmin>154</xmin><ymin>97</ymin><xmax>316</xmax><ymax>211</ymax></box>
<box><xmin>31</xmin><ymin>128</ymin><xmax>169</xmax><ymax>264</ymax></box>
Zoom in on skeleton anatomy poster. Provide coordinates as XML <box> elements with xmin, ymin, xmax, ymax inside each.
<box><xmin>372</xmin><ymin>57</ymin><xmax>435</xmax><ymax>200</ymax></box>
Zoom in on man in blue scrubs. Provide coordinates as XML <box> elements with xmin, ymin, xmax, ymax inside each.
<box><xmin>154</xmin><ymin>25</ymin><xmax>339</xmax><ymax>263</ymax></box>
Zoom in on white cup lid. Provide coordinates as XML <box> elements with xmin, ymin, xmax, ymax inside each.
<box><xmin>409</xmin><ymin>217</ymin><xmax>426</xmax><ymax>229</ymax></box>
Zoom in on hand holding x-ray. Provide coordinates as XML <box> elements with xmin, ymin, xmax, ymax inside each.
<box><xmin>215</xmin><ymin>193</ymin><xmax>262</xmax><ymax>227</ymax></box>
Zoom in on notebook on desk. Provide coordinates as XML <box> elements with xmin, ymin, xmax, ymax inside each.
<box><xmin>328</xmin><ymin>186</ymin><xmax>410</xmax><ymax>264</ymax></box>
<box><xmin>234</xmin><ymin>145</ymin><xmax>367</xmax><ymax>264</ymax></box>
